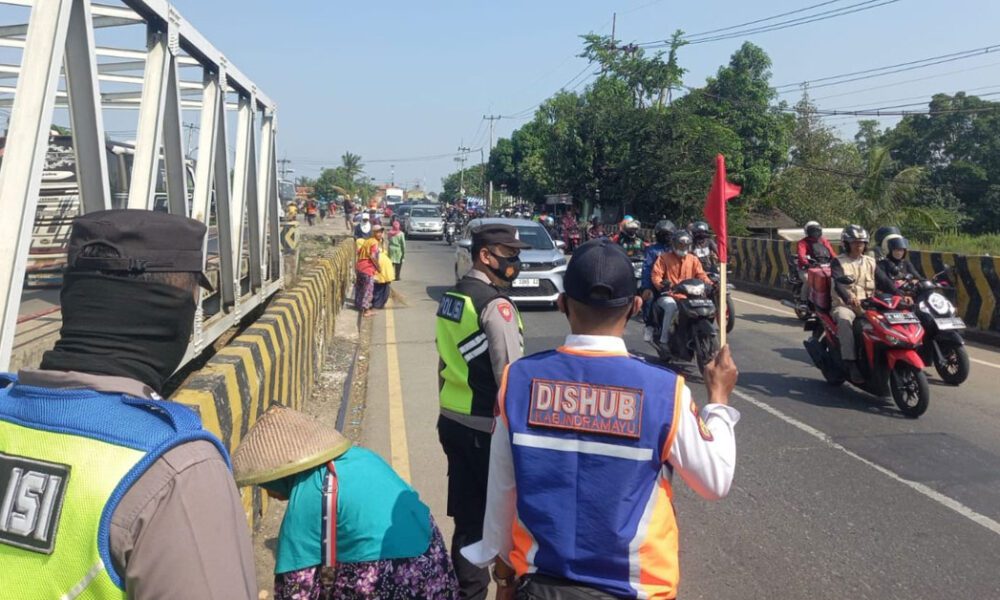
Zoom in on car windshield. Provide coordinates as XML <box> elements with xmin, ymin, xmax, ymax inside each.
<box><xmin>515</xmin><ymin>224</ymin><xmax>553</xmax><ymax>250</ymax></box>
<box><xmin>411</xmin><ymin>207</ymin><xmax>438</xmax><ymax>218</ymax></box>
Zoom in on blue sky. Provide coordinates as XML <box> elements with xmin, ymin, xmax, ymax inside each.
<box><xmin>166</xmin><ymin>0</ymin><xmax>1000</xmax><ymax>192</ymax></box>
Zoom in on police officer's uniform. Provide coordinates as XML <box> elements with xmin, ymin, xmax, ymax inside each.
<box><xmin>463</xmin><ymin>239</ymin><xmax>741</xmax><ymax>600</ymax></box>
<box><xmin>0</xmin><ymin>210</ymin><xmax>256</xmax><ymax>599</ymax></box>
<box><xmin>437</xmin><ymin>224</ymin><xmax>529</xmax><ymax>599</ymax></box>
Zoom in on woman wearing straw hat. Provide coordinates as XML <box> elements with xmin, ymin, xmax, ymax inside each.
<box><xmin>234</xmin><ymin>405</ymin><xmax>459</xmax><ymax>600</ymax></box>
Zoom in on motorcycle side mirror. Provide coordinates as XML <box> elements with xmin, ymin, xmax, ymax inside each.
<box><xmin>836</xmin><ymin>275</ymin><xmax>855</xmax><ymax>285</ymax></box>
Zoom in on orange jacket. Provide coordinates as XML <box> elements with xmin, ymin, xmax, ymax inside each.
<box><xmin>651</xmin><ymin>251</ymin><xmax>711</xmax><ymax>291</ymax></box>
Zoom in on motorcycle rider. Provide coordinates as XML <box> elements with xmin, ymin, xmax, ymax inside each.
<box><xmin>690</xmin><ymin>221</ymin><xmax>719</xmax><ymax>271</ymax></box>
<box><xmin>587</xmin><ymin>216</ymin><xmax>606</xmax><ymax>240</ymax></box>
<box><xmin>615</xmin><ymin>217</ymin><xmax>645</xmax><ymax>258</ymax></box>
<box><xmin>830</xmin><ymin>225</ymin><xmax>877</xmax><ymax>383</ymax></box>
<box><xmin>875</xmin><ymin>234</ymin><xmax>921</xmax><ymax>297</ymax></box>
<box><xmin>651</xmin><ymin>229</ymin><xmax>713</xmax><ymax>348</ymax></box>
<box><xmin>873</xmin><ymin>226</ymin><xmax>901</xmax><ymax>260</ymax></box>
<box><xmin>796</xmin><ymin>221</ymin><xmax>836</xmax><ymax>303</ymax></box>
<box><xmin>641</xmin><ymin>220</ymin><xmax>675</xmax><ymax>342</ymax></box>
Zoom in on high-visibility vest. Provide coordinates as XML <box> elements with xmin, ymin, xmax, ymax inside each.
<box><xmin>0</xmin><ymin>376</ymin><xmax>228</xmax><ymax>599</ymax></box>
<box><xmin>500</xmin><ymin>348</ymin><xmax>683</xmax><ymax>599</ymax></box>
<box><xmin>436</xmin><ymin>277</ymin><xmax>522</xmax><ymax>419</ymax></box>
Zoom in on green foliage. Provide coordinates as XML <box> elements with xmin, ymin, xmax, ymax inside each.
<box><xmin>440</xmin><ymin>164</ymin><xmax>485</xmax><ymax>205</ymax></box>
<box><xmin>910</xmin><ymin>233</ymin><xmax>1000</xmax><ymax>256</ymax></box>
<box><xmin>312</xmin><ymin>152</ymin><xmax>371</xmax><ymax>201</ymax></box>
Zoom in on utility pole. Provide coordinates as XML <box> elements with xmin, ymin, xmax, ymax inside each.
<box><xmin>277</xmin><ymin>157</ymin><xmax>292</xmax><ymax>181</ymax></box>
<box><xmin>611</xmin><ymin>12</ymin><xmax>616</xmax><ymax>47</ymax></box>
<box><xmin>183</xmin><ymin>122</ymin><xmax>199</xmax><ymax>160</ymax></box>
<box><xmin>390</xmin><ymin>164</ymin><xmax>395</xmax><ymax>187</ymax></box>
<box><xmin>483</xmin><ymin>115</ymin><xmax>502</xmax><ymax>210</ymax></box>
<box><xmin>456</xmin><ymin>146</ymin><xmax>471</xmax><ymax>204</ymax></box>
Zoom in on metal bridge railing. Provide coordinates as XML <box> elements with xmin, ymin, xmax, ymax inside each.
<box><xmin>0</xmin><ymin>0</ymin><xmax>283</xmax><ymax>370</ymax></box>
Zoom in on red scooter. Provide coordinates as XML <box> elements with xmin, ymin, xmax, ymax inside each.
<box><xmin>802</xmin><ymin>272</ymin><xmax>930</xmax><ymax>418</ymax></box>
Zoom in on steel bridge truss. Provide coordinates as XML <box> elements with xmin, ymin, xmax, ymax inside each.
<box><xmin>0</xmin><ymin>0</ymin><xmax>283</xmax><ymax>370</ymax></box>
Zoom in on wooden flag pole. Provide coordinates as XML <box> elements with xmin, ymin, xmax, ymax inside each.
<box><xmin>718</xmin><ymin>262</ymin><xmax>727</xmax><ymax>349</ymax></box>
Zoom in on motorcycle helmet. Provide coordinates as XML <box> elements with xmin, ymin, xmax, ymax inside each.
<box><xmin>590</xmin><ymin>215</ymin><xmax>601</xmax><ymax>225</ymax></box>
<box><xmin>840</xmin><ymin>224</ymin><xmax>869</xmax><ymax>253</ymax></box>
<box><xmin>804</xmin><ymin>221</ymin><xmax>822</xmax><ymax>239</ymax></box>
<box><xmin>873</xmin><ymin>226</ymin><xmax>901</xmax><ymax>250</ymax></box>
<box><xmin>671</xmin><ymin>229</ymin><xmax>693</xmax><ymax>257</ymax></box>
<box><xmin>624</xmin><ymin>219</ymin><xmax>640</xmax><ymax>235</ymax></box>
<box><xmin>690</xmin><ymin>221</ymin><xmax>711</xmax><ymax>240</ymax></box>
<box><xmin>545</xmin><ymin>215</ymin><xmax>555</xmax><ymax>227</ymax></box>
<box><xmin>885</xmin><ymin>234</ymin><xmax>909</xmax><ymax>259</ymax></box>
<box><xmin>654</xmin><ymin>220</ymin><xmax>676</xmax><ymax>244</ymax></box>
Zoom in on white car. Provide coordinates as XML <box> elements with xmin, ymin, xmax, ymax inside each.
<box><xmin>455</xmin><ymin>218</ymin><xmax>567</xmax><ymax>307</ymax></box>
<box><xmin>404</xmin><ymin>205</ymin><xmax>444</xmax><ymax>240</ymax></box>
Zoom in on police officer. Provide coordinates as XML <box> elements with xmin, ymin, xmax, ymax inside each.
<box><xmin>0</xmin><ymin>210</ymin><xmax>256</xmax><ymax>599</ymax></box>
<box><xmin>436</xmin><ymin>223</ymin><xmax>530</xmax><ymax>599</ymax></box>
<box><xmin>463</xmin><ymin>238</ymin><xmax>740</xmax><ymax>600</ymax></box>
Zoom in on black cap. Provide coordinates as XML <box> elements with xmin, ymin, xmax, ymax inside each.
<box><xmin>67</xmin><ymin>209</ymin><xmax>213</xmax><ymax>290</ymax></box>
<box><xmin>564</xmin><ymin>238</ymin><xmax>637</xmax><ymax>307</ymax></box>
<box><xmin>471</xmin><ymin>224</ymin><xmax>531</xmax><ymax>250</ymax></box>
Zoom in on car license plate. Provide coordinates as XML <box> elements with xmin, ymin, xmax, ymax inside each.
<box><xmin>885</xmin><ymin>311</ymin><xmax>920</xmax><ymax>325</ymax></box>
<box><xmin>935</xmin><ymin>317</ymin><xmax>966</xmax><ymax>330</ymax></box>
<box><xmin>513</xmin><ymin>278</ymin><xmax>539</xmax><ymax>288</ymax></box>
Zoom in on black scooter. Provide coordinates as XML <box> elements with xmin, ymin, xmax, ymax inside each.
<box><xmin>648</xmin><ymin>279</ymin><xmax>720</xmax><ymax>374</ymax></box>
<box><xmin>444</xmin><ymin>221</ymin><xmax>457</xmax><ymax>245</ymax></box>
<box><xmin>896</xmin><ymin>271</ymin><xmax>970</xmax><ymax>385</ymax></box>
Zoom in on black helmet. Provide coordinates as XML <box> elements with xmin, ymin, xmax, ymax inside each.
<box><xmin>654</xmin><ymin>220</ymin><xmax>676</xmax><ymax>244</ymax></box>
<box><xmin>690</xmin><ymin>221</ymin><xmax>711</xmax><ymax>239</ymax></box>
<box><xmin>672</xmin><ymin>229</ymin><xmax>693</xmax><ymax>256</ymax></box>
<box><xmin>873</xmin><ymin>226</ymin><xmax>900</xmax><ymax>249</ymax></box>
<box><xmin>886</xmin><ymin>235</ymin><xmax>909</xmax><ymax>256</ymax></box>
<box><xmin>841</xmin><ymin>224</ymin><xmax>869</xmax><ymax>251</ymax></box>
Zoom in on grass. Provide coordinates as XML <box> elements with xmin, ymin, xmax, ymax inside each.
<box><xmin>910</xmin><ymin>233</ymin><xmax>1000</xmax><ymax>256</ymax></box>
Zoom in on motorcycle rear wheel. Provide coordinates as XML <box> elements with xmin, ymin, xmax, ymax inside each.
<box><xmin>934</xmin><ymin>343</ymin><xmax>969</xmax><ymax>385</ymax></box>
<box><xmin>695</xmin><ymin>334</ymin><xmax>720</xmax><ymax>375</ymax></box>
<box><xmin>890</xmin><ymin>363</ymin><xmax>930</xmax><ymax>418</ymax></box>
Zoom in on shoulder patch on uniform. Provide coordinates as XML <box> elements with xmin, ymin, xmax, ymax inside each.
<box><xmin>527</xmin><ymin>379</ymin><xmax>643</xmax><ymax>439</ymax></box>
<box><xmin>0</xmin><ymin>453</ymin><xmax>71</xmax><ymax>554</ymax></box>
<box><xmin>437</xmin><ymin>294</ymin><xmax>465</xmax><ymax>323</ymax></box>
<box><xmin>497</xmin><ymin>301</ymin><xmax>514</xmax><ymax>323</ymax></box>
<box><xmin>690</xmin><ymin>400</ymin><xmax>714</xmax><ymax>441</ymax></box>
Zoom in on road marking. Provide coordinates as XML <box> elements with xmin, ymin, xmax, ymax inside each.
<box><xmin>384</xmin><ymin>309</ymin><xmax>412</xmax><ymax>483</ymax></box>
<box><xmin>732</xmin><ymin>294</ymin><xmax>1000</xmax><ymax>370</ymax></box>
<box><xmin>731</xmin><ymin>388</ymin><xmax>1000</xmax><ymax>537</ymax></box>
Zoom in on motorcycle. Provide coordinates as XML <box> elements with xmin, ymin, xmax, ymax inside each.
<box><xmin>707</xmin><ymin>265</ymin><xmax>736</xmax><ymax>333</ymax></box>
<box><xmin>803</xmin><ymin>274</ymin><xmax>930</xmax><ymax>418</ymax></box>
<box><xmin>781</xmin><ymin>256</ymin><xmax>830</xmax><ymax>321</ymax></box>
<box><xmin>649</xmin><ymin>279</ymin><xmax>720</xmax><ymax>374</ymax></box>
<box><xmin>895</xmin><ymin>271</ymin><xmax>970</xmax><ymax>385</ymax></box>
<box><xmin>444</xmin><ymin>221</ymin><xmax>457</xmax><ymax>245</ymax></box>
<box><xmin>563</xmin><ymin>226</ymin><xmax>582</xmax><ymax>253</ymax></box>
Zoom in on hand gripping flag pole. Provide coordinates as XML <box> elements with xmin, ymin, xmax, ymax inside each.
<box><xmin>703</xmin><ymin>154</ymin><xmax>741</xmax><ymax>348</ymax></box>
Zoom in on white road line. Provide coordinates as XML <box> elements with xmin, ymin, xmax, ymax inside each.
<box><xmin>731</xmin><ymin>388</ymin><xmax>1000</xmax><ymax>537</ymax></box>
<box><xmin>732</xmin><ymin>295</ymin><xmax>1000</xmax><ymax>370</ymax></box>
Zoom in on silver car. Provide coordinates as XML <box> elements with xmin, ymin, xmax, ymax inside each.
<box><xmin>455</xmin><ymin>218</ymin><xmax>567</xmax><ymax>307</ymax></box>
<box><xmin>404</xmin><ymin>204</ymin><xmax>444</xmax><ymax>240</ymax></box>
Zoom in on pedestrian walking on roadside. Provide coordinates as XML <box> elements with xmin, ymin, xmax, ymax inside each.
<box><xmin>355</xmin><ymin>224</ymin><xmax>383</xmax><ymax>317</ymax></box>
<box><xmin>0</xmin><ymin>209</ymin><xmax>256</xmax><ymax>599</ymax></box>
<box><xmin>353</xmin><ymin>212</ymin><xmax>372</xmax><ymax>239</ymax></box>
<box><xmin>388</xmin><ymin>217</ymin><xmax>406</xmax><ymax>281</ymax></box>
<box><xmin>435</xmin><ymin>224</ymin><xmax>531</xmax><ymax>600</ymax></box>
<box><xmin>233</xmin><ymin>405</ymin><xmax>460</xmax><ymax>600</ymax></box>
<box><xmin>372</xmin><ymin>248</ymin><xmax>395</xmax><ymax>309</ymax></box>
<box><xmin>305</xmin><ymin>198</ymin><xmax>318</xmax><ymax>226</ymax></box>
<box><xmin>344</xmin><ymin>197</ymin><xmax>355</xmax><ymax>229</ymax></box>
<box><xmin>318</xmin><ymin>198</ymin><xmax>328</xmax><ymax>222</ymax></box>
<box><xmin>463</xmin><ymin>238</ymin><xmax>741</xmax><ymax>600</ymax></box>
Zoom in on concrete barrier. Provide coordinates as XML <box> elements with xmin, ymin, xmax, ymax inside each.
<box><xmin>728</xmin><ymin>237</ymin><xmax>1000</xmax><ymax>335</ymax></box>
<box><xmin>172</xmin><ymin>237</ymin><xmax>354</xmax><ymax>524</ymax></box>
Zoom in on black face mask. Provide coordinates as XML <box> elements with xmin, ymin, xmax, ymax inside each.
<box><xmin>489</xmin><ymin>250</ymin><xmax>522</xmax><ymax>283</ymax></box>
<box><xmin>40</xmin><ymin>272</ymin><xmax>197</xmax><ymax>394</ymax></box>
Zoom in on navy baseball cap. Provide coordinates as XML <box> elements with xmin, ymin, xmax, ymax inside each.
<box><xmin>563</xmin><ymin>238</ymin><xmax>637</xmax><ymax>307</ymax></box>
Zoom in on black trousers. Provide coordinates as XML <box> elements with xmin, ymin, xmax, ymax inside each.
<box><xmin>437</xmin><ymin>415</ymin><xmax>492</xmax><ymax>600</ymax></box>
<box><xmin>516</xmin><ymin>574</ymin><xmax>626</xmax><ymax>600</ymax></box>
<box><xmin>393</xmin><ymin>261</ymin><xmax>402</xmax><ymax>281</ymax></box>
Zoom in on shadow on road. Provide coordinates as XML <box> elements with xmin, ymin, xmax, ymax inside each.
<box><xmin>738</xmin><ymin>313</ymin><xmax>800</xmax><ymax>328</ymax></box>
<box><xmin>738</xmin><ymin>370</ymin><xmax>907</xmax><ymax>419</ymax></box>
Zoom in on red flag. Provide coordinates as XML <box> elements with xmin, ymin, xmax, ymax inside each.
<box><xmin>703</xmin><ymin>154</ymin><xmax>741</xmax><ymax>263</ymax></box>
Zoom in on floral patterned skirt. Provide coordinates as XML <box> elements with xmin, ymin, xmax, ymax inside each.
<box><xmin>273</xmin><ymin>519</ymin><xmax>459</xmax><ymax>600</ymax></box>
<box><xmin>353</xmin><ymin>272</ymin><xmax>375</xmax><ymax>311</ymax></box>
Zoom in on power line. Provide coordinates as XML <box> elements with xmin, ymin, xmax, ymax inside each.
<box><xmin>825</xmin><ymin>86</ymin><xmax>1000</xmax><ymax>111</ymax></box>
<box><xmin>775</xmin><ymin>43</ymin><xmax>1000</xmax><ymax>91</ymax></box>
<box><xmin>679</xmin><ymin>0</ymin><xmax>849</xmax><ymax>39</ymax></box>
<box><xmin>800</xmin><ymin>60</ymin><xmax>1000</xmax><ymax>101</ymax></box>
<box><xmin>290</xmin><ymin>147</ymin><xmax>482</xmax><ymax>167</ymax></box>
<box><xmin>501</xmin><ymin>61</ymin><xmax>595</xmax><ymax>120</ymax></box>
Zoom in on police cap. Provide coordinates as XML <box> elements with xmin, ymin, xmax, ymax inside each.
<box><xmin>471</xmin><ymin>224</ymin><xmax>531</xmax><ymax>250</ymax></box>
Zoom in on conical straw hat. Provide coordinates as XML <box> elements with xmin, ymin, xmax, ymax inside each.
<box><xmin>233</xmin><ymin>405</ymin><xmax>351</xmax><ymax>486</ymax></box>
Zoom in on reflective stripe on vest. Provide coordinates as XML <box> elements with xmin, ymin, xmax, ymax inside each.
<box><xmin>0</xmin><ymin>382</ymin><xmax>227</xmax><ymax>599</ymax></box>
<box><xmin>501</xmin><ymin>349</ymin><xmax>683</xmax><ymax>600</ymax></box>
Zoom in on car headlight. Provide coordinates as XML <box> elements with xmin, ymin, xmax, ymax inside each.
<box><xmin>928</xmin><ymin>292</ymin><xmax>953</xmax><ymax>316</ymax></box>
<box><xmin>553</xmin><ymin>257</ymin><xmax>567</xmax><ymax>267</ymax></box>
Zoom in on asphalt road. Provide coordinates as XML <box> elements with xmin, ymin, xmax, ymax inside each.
<box><xmin>363</xmin><ymin>238</ymin><xmax>1000</xmax><ymax>599</ymax></box>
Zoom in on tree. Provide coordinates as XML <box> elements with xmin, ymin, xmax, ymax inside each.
<box><xmin>340</xmin><ymin>152</ymin><xmax>364</xmax><ymax>188</ymax></box>
<box><xmin>853</xmin><ymin>146</ymin><xmax>936</xmax><ymax>233</ymax></box>
<box><xmin>579</xmin><ymin>32</ymin><xmax>686</xmax><ymax>109</ymax></box>
<box><xmin>440</xmin><ymin>165</ymin><xmax>485</xmax><ymax>205</ymax></box>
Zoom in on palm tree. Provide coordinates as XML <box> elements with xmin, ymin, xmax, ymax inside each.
<box><xmin>853</xmin><ymin>146</ymin><xmax>937</xmax><ymax>234</ymax></box>
<box><xmin>340</xmin><ymin>152</ymin><xmax>364</xmax><ymax>195</ymax></box>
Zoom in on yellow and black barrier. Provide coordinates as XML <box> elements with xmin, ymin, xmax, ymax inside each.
<box><xmin>172</xmin><ymin>237</ymin><xmax>355</xmax><ymax>525</ymax></box>
<box><xmin>728</xmin><ymin>237</ymin><xmax>1000</xmax><ymax>335</ymax></box>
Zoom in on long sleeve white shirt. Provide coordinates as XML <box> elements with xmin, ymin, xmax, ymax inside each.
<box><xmin>462</xmin><ymin>334</ymin><xmax>741</xmax><ymax>568</ymax></box>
